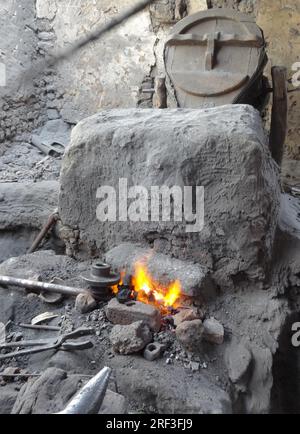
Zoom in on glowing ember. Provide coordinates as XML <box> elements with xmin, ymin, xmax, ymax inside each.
<box><xmin>113</xmin><ymin>261</ymin><xmax>182</xmax><ymax>314</ymax></box>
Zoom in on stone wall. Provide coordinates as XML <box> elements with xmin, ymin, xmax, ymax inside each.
<box><xmin>36</xmin><ymin>0</ymin><xmax>197</xmax><ymax>123</ymax></box>
<box><xmin>0</xmin><ymin>1</ymin><xmax>47</xmax><ymax>146</ymax></box>
<box><xmin>0</xmin><ymin>0</ymin><xmax>299</xmax><ymax>162</ymax></box>
<box><xmin>34</xmin><ymin>0</ymin><xmax>300</xmax><ymax>161</ymax></box>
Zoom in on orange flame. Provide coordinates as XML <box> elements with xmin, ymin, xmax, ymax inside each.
<box><xmin>111</xmin><ymin>262</ymin><xmax>182</xmax><ymax>314</ymax></box>
<box><xmin>131</xmin><ymin>261</ymin><xmax>181</xmax><ymax>314</ymax></box>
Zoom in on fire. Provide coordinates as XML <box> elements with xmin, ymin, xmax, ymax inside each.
<box><xmin>131</xmin><ymin>261</ymin><xmax>181</xmax><ymax>313</ymax></box>
<box><xmin>111</xmin><ymin>261</ymin><xmax>182</xmax><ymax>314</ymax></box>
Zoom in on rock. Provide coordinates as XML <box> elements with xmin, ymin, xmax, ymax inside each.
<box><xmin>107</xmin><ymin>245</ymin><xmax>212</xmax><ymax>299</ymax></box>
<box><xmin>175</xmin><ymin>319</ymin><xmax>204</xmax><ymax>353</ymax></box>
<box><xmin>59</xmin><ymin>106</ymin><xmax>280</xmax><ymax>284</ymax></box>
<box><xmin>36</xmin><ymin>0</ymin><xmax>57</xmax><ymax>20</ymax></box>
<box><xmin>106</xmin><ymin>298</ymin><xmax>161</xmax><ymax>332</ymax></box>
<box><xmin>99</xmin><ymin>390</ymin><xmax>127</xmax><ymax>414</ymax></box>
<box><xmin>109</xmin><ymin>321</ymin><xmax>152</xmax><ymax>355</ymax></box>
<box><xmin>0</xmin><ymin>251</ymin><xmax>87</xmax><ymax>288</ymax></box>
<box><xmin>0</xmin><ymin>181</ymin><xmax>59</xmax><ymax>262</ymax></box>
<box><xmin>75</xmin><ymin>292</ymin><xmax>97</xmax><ymax>314</ymax></box>
<box><xmin>1</xmin><ymin>367</ymin><xmax>21</xmax><ymax>381</ymax></box>
<box><xmin>10</xmin><ymin>366</ymin><xmax>126</xmax><ymax>414</ymax></box>
<box><xmin>0</xmin><ymin>385</ymin><xmax>18</xmax><ymax>414</ymax></box>
<box><xmin>279</xmin><ymin>193</ymin><xmax>300</xmax><ymax>240</ymax></box>
<box><xmin>173</xmin><ymin>308</ymin><xmax>200</xmax><ymax>326</ymax></box>
<box><xmin>37</xmin><ymin>119</ymin><xmax>71</xmax><ymax>148</ymax></box>
<box><xmin>105</xmin><ymin>243</ymin><xmax>213</xmax><ymax>298</ymax></box>
<box><xmin>11</xmin><ymin>368</ymin><xmax>81</xmax><ymax>414</ymax></box>
<box><xmin>0</xmin><ymin>181</ymin><xmax>59</xmax><ymax>231</ymax></box>
<box><xmin>189</xmin><ymin>361</ymin><xmax>200</xmax><ymax>372</ymax></box>
<box><xmin>203</xmin><ymin>318</ymin><xmax>224</xmax><ymax>345</ymax></box>
<box><xmin>38</xmin><ymin>31</ymin><xmax>55</xmax><ymax>41</ymax></box>
<box><xmin>225</xmin><ymin>342</ymin><xmax>252</xmax><ymax>388</ymax></box>
<box><xmin>244</xmin><ymin>345</ymin><xmax>273</xmax><ymax>414</ymax></box>
<box><xmin>143</xmin><ymin>342</ymin><xmax>165</xmax><ymax>361</ymax></box>
<box><xmin>112</xmin><ymin>361</ymin><xmax>232</xmax><ymax>414</ymax></box>
<box><xmin>47</xmin><ymin>109</ymin><xmax>60</xmax><ymax>120</ymax></box>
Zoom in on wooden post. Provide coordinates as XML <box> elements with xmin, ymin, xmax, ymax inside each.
<box><xmin>153</xmin><ymin>76</ymin><xmax>167</xmax><ymax>109</ymax></box>
<box><xmin>269</xmin><ymin>66</ymin><xmax>288</xmax><ymax>166</ymax></box>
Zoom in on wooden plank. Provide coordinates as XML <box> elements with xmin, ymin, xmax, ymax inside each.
<box><xmin>153</xmin><ymin>77</ymin><xmax>167</xmax><ymax>109</ymax></box>
<box><xmin>269</xmin><ymin>66</ymin><xmax>288</xmax><ymax>165</ymax></box>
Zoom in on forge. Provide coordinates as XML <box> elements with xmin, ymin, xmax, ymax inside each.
<box><xmin>0</xmin><ymin>2</ymin><xmax>300</xmax><ymax>417</ymax></box>
<box><xmin>59</xmin><ymin>105</ymin><xmax>280</xmax><ymax>289</ymax></box>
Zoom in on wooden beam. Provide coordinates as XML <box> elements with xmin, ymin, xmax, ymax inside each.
<box><xmin>269</xmin><ymin>66</ymin><xmax>288</xmax><ymax>166</ymax></box>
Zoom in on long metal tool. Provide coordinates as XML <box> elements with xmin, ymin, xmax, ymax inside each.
<box><xmin>0</xmin><ymin>275</ymin><xmax>84</xmax><ymax>297</ymax></box>
<box><xmin>0</xmin><ymin>327</ymin><xmax>94</xmax><ymax>360</ymax></box>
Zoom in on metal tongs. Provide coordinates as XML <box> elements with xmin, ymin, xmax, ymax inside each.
<box><xmin>0</xmin><ymin>327</ymin><xmax>94</xmax><ymax>360</ymax></box>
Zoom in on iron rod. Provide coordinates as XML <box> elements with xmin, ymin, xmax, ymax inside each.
<box><xmin>0</xmin><ymin>275</ymin><xmax>84</xmax><ymax>297</ymax></box>
<box><xmin>28</xmin><ymin>212</ymin><xmax>58</xmax><ymax>253</ymax></box>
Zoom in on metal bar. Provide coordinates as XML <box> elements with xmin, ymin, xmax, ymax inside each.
<box><xmin>0</xmin><ymin>339</ymin><xmax>54</xmax><ymax>349</ymax></box>
<box><xmin>0</xmin><ymin>275</ymin><xmax>84</xmax><ymax>297</ymax></box>
<box><xmin>28</xmin><ymin>212</ymin><xmax>59</xmax><ymax>253</ymax></box>
<box><xmin>18</xmin><ymin>323</ymin><xmax>60</xmax><ymax>332</ymax></box>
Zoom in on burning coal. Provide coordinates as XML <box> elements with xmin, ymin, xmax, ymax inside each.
<box><xmin>112</xmin><ymin>261</ymin><xmax>182</xmax><ymax>315</ymax></box>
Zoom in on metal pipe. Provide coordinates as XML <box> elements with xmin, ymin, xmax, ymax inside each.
<box><xmin>57</xmin><ymin>367</ymin><xmax>112</xmax><ymax>414</ymax></box>
<box><xmin>18</xmin><ymin>323</ymin><xmax>60</xmax><ymax>332</ymax></box>
<box><xmin>0</xmin><ymin>275</ymin><xmax>84</xmax><ymax>297</ymax></box>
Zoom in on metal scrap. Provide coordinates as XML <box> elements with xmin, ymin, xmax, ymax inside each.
<box><xmin>18</xmin><ymin>323</ymin><xmax>60</xmax><ymax>332</ymax></box>
<box><xmin>31</xmin><ymin>312</ymin><xmax>59</xmax><ymax>326</ymax></box>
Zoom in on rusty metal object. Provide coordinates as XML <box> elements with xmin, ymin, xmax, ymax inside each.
<box><xmin>0</xmin><ymin>275</ymin><xmax>84</xmax><ymax>297</ymax></box>
<box><xmin>164</xmin><ymin>9</ymin><xmax>267</xmax><ymax>109</ymax></box>
<box><xmin>57</xmin><ymin>367</ymin><xmax>112</xmax><ymax>414</ymax></box>
<box><xmin>28</xmin><ymin>211</ymin><xmax>59</xmax><ymax>254</ymax></box>
<box><xmin>81</xmin><ymin>263</ymin><xmax>120</xmax><ymax>301</ymax></box>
